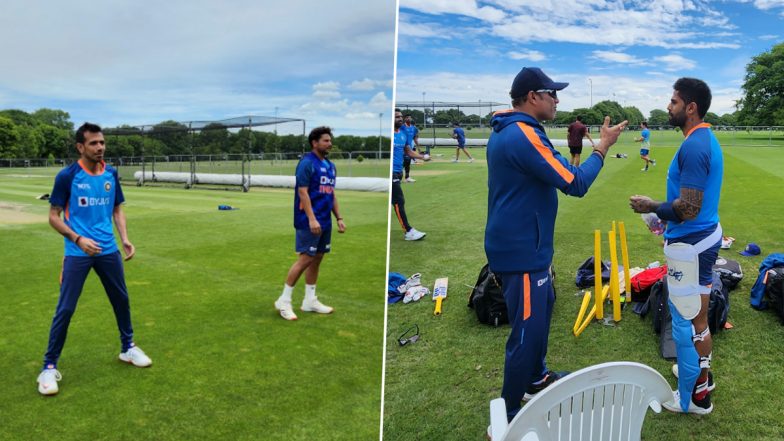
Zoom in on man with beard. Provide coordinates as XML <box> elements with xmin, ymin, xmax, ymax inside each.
<box><xmin>275</xmin><ymin>126</ymin><xmax>346</xmax><ymax>320</ymax></box>
<box><xmin>485</xmin><ymin>67</ymin><xmax>627</xmax><ymax>421</ymax></box>
<box><xmin>630</xmin><ymin>78</ymin><xmax>722</xmax><ymax>414</ymax></box>
<box><xmin>38</xmin><ymin>122</ymin><xmax>151</xmax><ymax>396</ymax></box>
<box><xmin>392</xmin><ymin>109</ymin><xmax>430</xmax><ymax>241</ymax></box>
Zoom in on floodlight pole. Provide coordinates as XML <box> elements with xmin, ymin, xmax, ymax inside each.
<box><xmin>422</xmin><ymin>92</ymin><xmax>426</xmax><ymax>129</ymax></box>
<box><xmin>588</xmin><ymin>78</ymin><xmax>593</xmax><ymax>108</ymax></box>
<box><xmin>378</xmin><ymin>112</ymin><xmax>383</xmax><ymax>157</ymax></box>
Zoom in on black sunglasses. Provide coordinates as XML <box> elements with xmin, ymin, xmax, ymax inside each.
<box><xmin>535</xmin><ymin>89</ymin><xmax>557</xmax><ymax>99</ymax></box>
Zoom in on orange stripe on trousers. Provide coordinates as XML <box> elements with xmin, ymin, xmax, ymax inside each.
<box><xmin>394</xmin><ymin>204</ymin><xmax>406</xmax><ymax>232</ymax></box>
<box><xmin>523</xmin><ymin>274</ymin><xmax>531</xmax><ymax>320</ymax></box>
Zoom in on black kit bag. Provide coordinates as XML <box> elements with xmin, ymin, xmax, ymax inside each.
<box><xmin>764</xmin><ymin>267</ymin><xmax>784</xmax><ymax>323</ymax></box>
<box><xmin>575</xmin><ymin>257</ymin><xmax>611</xmax><ymax>289</ymax></box>
<box><xmin>712</xmin><ymin>257</ymin><xmax>743</xmax><ymax>290</ymax></box>
<box><xmin>468</xmin><ymin>264</ymin><xmax>508</xmax><ymax>327</ymax></box>
<box><xmin>707</xmin><ymin>272</ymin><xmax>730</xmax><ymax>335</ymax></box>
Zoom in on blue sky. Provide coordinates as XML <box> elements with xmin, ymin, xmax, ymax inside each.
<box><xmin>395</xmin><ymin>0</ymin><xmax>784</xmax><ymax>119</ymax></box>
<box><xmin>0</xmin><ymin>0</ymin><xmax>395</xmax><ymax>136</ymax></box>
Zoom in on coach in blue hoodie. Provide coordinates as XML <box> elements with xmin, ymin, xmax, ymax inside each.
<box><xmin>485</xmin><ymin>67</ymin><xmax>627</xmax><ymax>421</ymax></box>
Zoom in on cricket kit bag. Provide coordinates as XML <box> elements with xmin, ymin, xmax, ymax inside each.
<box><xmin>468</xmin><ymin>264</ymin><xmax>508</xmax><ymax>327</ymax></box>
<box><xmin>712</xmin><ymin>256</ymin><xmax>743</xmax><ymax>290</ymax></box>
<box><xmin>630</xmin><ymin>265</ymin><xmax>668</xmax><ymax>302</ymax></box>
<box><xmin>764</xmin><ymin>267</ymin><xmax>784</xmax><ymax>323</ymax></box>
<box><xmin>750</xmin><ymin>253</ymin><xmax>784</xmax><ymax>310</ymax></box>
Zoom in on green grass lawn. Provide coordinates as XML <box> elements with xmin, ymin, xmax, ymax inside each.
<box><xmin>384</xmin><ymin>139</ymin><xmax>784</xmax><ymax>440</ymax></box>
<box><xmin>419</xmin><ymin>126</ymin><xmax>784</xmax><ymax>148</ymax></box>
<box><xmin>0</xmin><ymin>167</ymin><xmax>388</xmax><ymax>441</ymax></box>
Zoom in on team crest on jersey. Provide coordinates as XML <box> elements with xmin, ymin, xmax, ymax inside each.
<box><xmin>104</xmin><ymin>181</ymin><xmax>112</xmax><ymax>192</ymax></box>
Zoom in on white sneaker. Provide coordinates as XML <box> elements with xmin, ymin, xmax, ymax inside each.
<box><xmin>468</xmin><ymin>158</ymin><xmax>474</xmax><ymax>163</ymax></box>
<box><xmin>452</xmin><ymin>159</ymin><xmax>458</xmax><ymax>163</ymax></box>
<box><xmin>662</xmin><ymin>390</ymin><xmax>713</xmax><ymax>415</ymax></box>
<box><xmin>404</xmin><ymin>228</ymin><xmax>426</xmax><ymax>241</ymax></box>
<box><xmin>405</xmin><ymin>177</ymin><xmax>416</xmax><ymax>183</ymax></box>
<box><xmin>275</xmin><ymin>299</ymin><xmax>299</xmax><ymax>320</ymax></box>
<box><xmin>641</xmin><ymin>168</ymin><xmax>648</xmax><ymax>171</ymax></box>
<box><xmin>301</xmin><ymin>297</ymin><xmax>334</xmax><ymax>314</ymax></box>
<box><xmin>119</xmin><ymin>345</ymin><xmax>152</xmax><ymax>367</ymax></box>
<box><xmin>37</xmin><ymin>368</ymin><xmax>62</xmax><ymax>395</ymax></box>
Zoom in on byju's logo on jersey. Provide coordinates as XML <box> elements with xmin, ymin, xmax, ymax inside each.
<box><xmin>78</xmin><ymin>196</ymin><xmax>88</xmax><ymax>207</ymax></box>
<box><xmin>78</xmin><ymin>197</ymin><xmax>111</xmax><ymax>207</ymax></box>
<box><xmin>104</xmin><ymin>181</ymin><xmax>112</xmax><ymax>192</ymax></box>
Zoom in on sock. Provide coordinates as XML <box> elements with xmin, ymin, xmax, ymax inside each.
<box><xmin>280</xmin><ymin>284</ymin><xmax>294</xmax><ymax>302</ymax></box>
<box><xmin>305</xmin><ymin>284</ymin><xmax>317</xmax><ymax>301</ymax></box>
<box><xmin>693</xmin><ymin>375</ymin><xmax>710</xmax><ymax>401</ymax></box>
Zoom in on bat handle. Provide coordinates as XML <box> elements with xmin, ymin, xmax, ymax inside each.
<box><xmin>434</xmin><ymin>297</ymin><xmax>443</xmax><ymax>316</ymax></box>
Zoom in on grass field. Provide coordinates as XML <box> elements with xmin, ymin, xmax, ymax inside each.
<box><xmin>419</xmin><ymin>126</ymin><xmax>784</xmax><ymax>148</ymax></box>
<box><xmin>384</xmin><ymin>138</ymin><xmax>784</xmax><ymax>440</ymax></box>
<box><xmin>0</xmin><ymin>167</ymin><xmax>388</xmax><ymax>441</ymax></box>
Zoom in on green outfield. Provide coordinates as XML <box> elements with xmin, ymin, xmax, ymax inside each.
<box><xmin>418</xmin><ymin>126</ymin><xmax>784</xmax><ymax>148</ymax></box>
<box><xmin>0</xmin><ymin>167</ymin><xmax>388</xmax><ymax>441</ymax></box>
<box><xmin>385</xmin><ymin>139</ymin><xmax>784</xmax><ymax>440</ymax></box>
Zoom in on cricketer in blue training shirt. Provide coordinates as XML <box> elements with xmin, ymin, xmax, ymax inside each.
<box><xmin>635</xmin><ymin>121</ymin><xmax>656</xmax><ymax>171</ymax></box>
<box><xmin>38</xmin><ymin>123</ymin><xmax>151</xmax><ymax>396</ymax></box>
<box><xmin>391</xmin><ymin>109</ymin><xmax>430</xmax><ymax>241</ymax></box>
<box><xmin>630</xmin><ymin>77</ymin><xmax>722</xmax><ymax>415</ymax></box>
<box><xmin>451</xmin><ymin>122</ymin><xmax>474</xmax><ymax>162</ymax></box>
<box><xmin>275</xmin><ymin>126</ymin><xmax>346</xmax><ymax>321</ymax></box>
<box><xmin>402</xmin><ymin>115</ymin><xmax>420</xmax><ymax>181</ymax></box>
<box><xmin>485</xmin><ymin>67</ymin><xmax>627</xmax><ymax>421</ymax></box>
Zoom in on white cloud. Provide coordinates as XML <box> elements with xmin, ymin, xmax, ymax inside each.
<box><xmin>759</xmin><ymin>34</ymin><xmax>780</xmax><ymax>40</ymax></box>
<box><xmin>400</xmin><ymin>0</ymin><xmax>506</xmax><ymax>22</ymax></box>
<box><xmin>752</xmin><ymin>0</ymin><xmax>784</xmax><ymax>10</ymax></box>
<box><xmin>653</xmin><ymin>54</ymin><xmax>697</xmax><ymax>71</ymax></box>
<box><xmin>396</xmin><ymin>70</ymin><xmax>740</xmax><ymax>120</ymax></box>
<box><xmin>592</xmin><ymin>50</ymin><xmax>649</xmax><ymax>65</ymax></box>
<box><xmin>508</xmin><ymin>50</ymin><xmax>546</xmax><ymax>61</ymax></box>
<box><xmin>348</xmin><ymin>79</ymin><xmax>389</xmax><ymax>91</ymax></box>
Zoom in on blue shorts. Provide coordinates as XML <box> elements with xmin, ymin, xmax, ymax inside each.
<box><xmin>295</xmin><ymin>227</ymin><xmax>332</xmax><ymax>256</ymax></box>
<box><xmin>640</xmin><ymin>149</ymin><xmax>649</xmax><ymax>156</ymax></box>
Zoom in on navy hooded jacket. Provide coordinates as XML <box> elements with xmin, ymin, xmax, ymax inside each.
<box><xmin>750</xmin><ymin>253</ymin><xmax>784</xmax><ymax>309</ymax></box>
<box><xmin>485</xmin><ymin>110</ymin><xmax>605</xmax><ymax>273</ymax></box>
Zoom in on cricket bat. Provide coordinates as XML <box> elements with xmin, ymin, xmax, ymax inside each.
<box><xmin>433</xmin><ymin>277</ymin><xmax>449</xmax><ymax>316</ymax></box>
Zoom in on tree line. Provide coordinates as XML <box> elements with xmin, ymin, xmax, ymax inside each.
<box><xmin>0</xmin><ymin>112</ymin><xmax>390</xmax><ymax>159</ymax></box>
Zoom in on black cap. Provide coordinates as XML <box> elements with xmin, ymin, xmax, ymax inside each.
<box><xmin>510</xmin><ymin>67</ymin><xmax>569</xmax><ymax>99</ymax></box>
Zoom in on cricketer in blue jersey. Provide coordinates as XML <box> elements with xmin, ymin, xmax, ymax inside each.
<box><xmin>275</xmin><ymin>126</ymin><xmax>346</xmax><ymax>321</ymax></box>
<box><xmin>402</xmin><ymin>115</ymin><xmax>420</xmax><ymax>181</ymax></box>
<box><xmin>451</xmin><ymin>122</ymin><xmax>474</xmax><ymax>162</ymax></box>
<box><xmin>37</xmin><ymin>123</ymin><xmax>151</xmax><ymax>396</ymax></box>
<box><xmin>635</xmin><ymin>121</ymin><xmax>656</xmax><ymax>171</ymax></box>
<box><xmin>391</xmin><ymin>109</ymin><xmax>430</xmax><ymax>241</ymax></box>
<box><xmin>631</xmin><ymin>78</ymin><xmax>722</xmax><ymax>415</ymax></box>
<box><xmin>485</xmin><ymin>67</ymin><xmax>627</xmax><ymax>421</ymax></box>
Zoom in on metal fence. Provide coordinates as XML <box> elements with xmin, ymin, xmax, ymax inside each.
<box><xmin>0</xmin><ymin>151</ymin><xmax>391</xmax><ymax>183</ymax></box>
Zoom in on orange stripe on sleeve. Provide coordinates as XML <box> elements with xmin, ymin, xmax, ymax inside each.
<box><xmin>516</xmin><ymin>123</ymin><xmax>574</xmax><ymax>184</ymax></box>
<box><xmin>523</xmin><ymin>274</ymin><xmax>531</xmax><ymax>320</ymax></box>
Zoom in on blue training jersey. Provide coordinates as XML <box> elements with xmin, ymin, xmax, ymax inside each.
<box><xmin>50</xmin><ymin>161</ymin><xmax>124</xmax><ymax>257</ymax></box>
<box><xmin>664</xmin><ymin>123</ymin><xmax>723</xmax><ymax>240</ymax></box>
<box><xmin>453</xmin><ymin>127</ymin><xmax>466</xmax><ymax>145</ymax></box>
<box><xmin>641</xmin><ymin>128</ymin><xmax>650</xmax><ymax>142</ymax></box>
<box><xmin>392</xmin><ymin>129</ymin><xmax>408</xmax><ymax>174</ymax></box>
<box><xmin>294</xmin><ymin>152</ymin><xmax>336</xmax><ymax>230</ymax></box>
<box><xmin>404</xmin><ymin>124</ymin><xmax>419</xmax><ymax>148</ymax></box>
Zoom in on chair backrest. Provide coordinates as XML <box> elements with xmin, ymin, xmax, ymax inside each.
<box><xmin>490</xmin><ymin>361</ymin><xmax>673</xmax><ymax>441</ymax></box>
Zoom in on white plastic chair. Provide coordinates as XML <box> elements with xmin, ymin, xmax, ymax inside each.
<box><xmin>489</xmin><ymin>362</ymin><xmax>673</xmax><ymax>441</ymax></box>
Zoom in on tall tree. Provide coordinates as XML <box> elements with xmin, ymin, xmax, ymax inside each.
<box><xmin>622</xmin><ymin>106</ymin><xmax>644</xmax><ymax>126</ymax></box>
<box><xmin>33</xmin><ymin>108</ymin><xmax>74</xmax><ymax>130</ymax></box>
<box><xmin>737</xmin><ymin>42</ymin><xmax>784</xmax><ymax>126</ymax></box>
<box><xmin>591</xmin><ymin>100</ymin><xmax>625</xmax><ymax>124</ymax></box>
<box><xmin>0</xmin><ymin>116</ymin><xmax>22</xmax><ymax>158</ymax></box>
<box><xmin>648</xmin><ymin>109</ymin><xmax>669</xmax><ymax>126</ymax></box>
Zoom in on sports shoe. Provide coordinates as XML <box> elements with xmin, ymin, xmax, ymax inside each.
<box><xmin>468</xmin><ymin>158</ymin><xmax>475</xmax><ymax>163</ymax></box>
<box><xmin>672</xmin><ymin>364</ymin><xmax>715</xmax><ymax>391</ymax></box>
<box><xmin>119</xmin><ymin>345</ymin><xmax>152</xmax><ymax>367</ymax></box>
<box><xmin>274</xmin><ymin>299</ymin><xmax>298</xmax><ymax>320</ymax></box>
<box><xmin>641</xmin><ymin>168</ymin><xmax>648</xmax><ymax>171</ymax></box>
<box><xmin>652</xmin><ymin>159</ymin><xmax>657</xmax><ymax>166</ymax></box>
<box><xmin>523</xmin><ymin>370</ymin><xmax>570</xmax><ymax>401</ymax></box>
<box><xmin>662</xmin><ymin>389</ymin><xmax>713</xmax><ymax>415</ymax></box>
<box><xmin>37</xmin><ymin>367</ymin><xmax>62</xmax><ymax>396</ymax></box>
<box><xmin>452</xmin><ymin>159</ymin><xmax>458</xmax><ymax>163</ymax></box>
<box><xmin>404</xmin><ymin>228</ymin><xmax>427</xmax><ymax>241</ymax></box>
<box><xmin>301</xmin><ymin>297</ymin><xmax>334</xmax><ymax>314</ymax></box>
<box><xmin>405</xmin><ymin>177</ymin><xmax>416</xmax><ymax>183</ymax></box>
